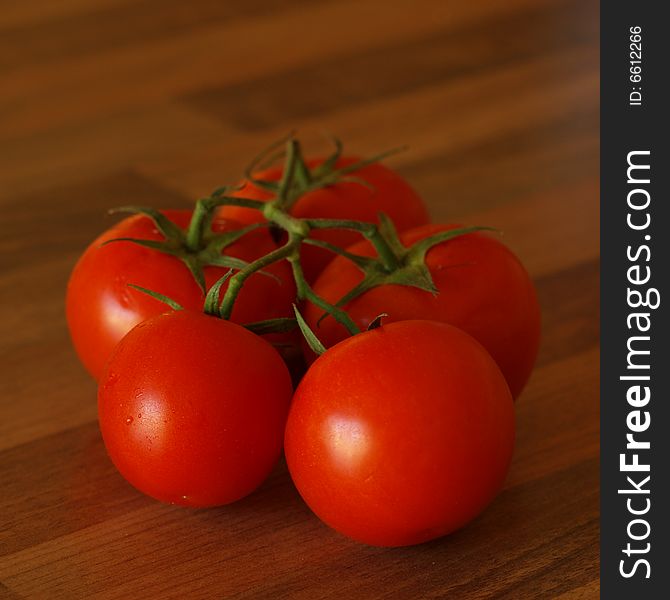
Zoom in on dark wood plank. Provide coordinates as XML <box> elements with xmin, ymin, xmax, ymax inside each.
<box><xmin>0</xmin><ymin>457</ymin><xmax>598</xmax><ymax>598</ymax></box>
<box><xmin>0</xmin><ymin>170</ymin><xmax>189</xmax><ymax>271</ymax></box>
<box><xmin>136</xmin><ymin>47</ymin><xmax>598</xmax><ymax>206</ymax></box>
<box><xmin>399</xmin><ymin>106</ymin><xmax>598</xmax><ymax>216</ymax></box>
<box><xmin>535</xmin><ymin>260</ymin><xmax>600</xmax><ymax>368</ymax></box>
<box><xmin>0</xmin><ymin>0</ymin><xmax>316</xmax><ymax>71</ymax></box>
<box><xmin>184</xmin><ymin>0</ymin><xmax>597</xmax><ymax>131</ymax></box>
<box><xmin>1</xmin><ymin>0</ymin><xmax>539</xmax><ymax>140</ymax></box>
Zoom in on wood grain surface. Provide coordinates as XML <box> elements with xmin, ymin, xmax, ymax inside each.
<box><xmin>0</xmin><ymin>0</ymin><xmax>599</xmax><ymax>598</ymax></box>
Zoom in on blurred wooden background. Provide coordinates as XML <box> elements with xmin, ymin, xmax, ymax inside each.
<box><xmin>0</xmin><ymin>0</ymin><xmax>599</xmax><ymax>598</ymax></box>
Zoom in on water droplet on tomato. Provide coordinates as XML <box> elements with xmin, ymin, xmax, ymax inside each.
<box><xmin>137</xmin><ymin>413</ymin><xmax>142</xmax><ymax>419</ymax></box>
<box><xmin>125</xmin><ymin>417</ymin><xmax>133</xmax><ymax>425</ymax></box>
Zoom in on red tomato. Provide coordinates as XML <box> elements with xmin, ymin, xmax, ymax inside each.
<box><xmin>305</xmin><ymin>224</ymin><xmax>541</xmax><ymax>399</ymax></box>
<box><xmin>284</xmin><ymin>320</ymin><xmax>514</xmax><ymax>547</ymax></box>
<box><xmin>221</xmin><ymin>157</ymin><xmax>430</xmax><ymax>281</ymax></box>
<box><xmin>98</xmin><ymin>309</ymin><xmax>293</xmax><ymax>507</ymax></box>
<box><xmin>66</xmin><ymin>210</ymin><xmax>296</xmax><ymax>380</ymax></box>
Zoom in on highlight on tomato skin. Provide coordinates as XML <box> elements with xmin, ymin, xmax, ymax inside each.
<box><xmin>222</xmin><ymin>157</ymin><xmax>431</xmax><ymax>282</ymax></box>
<box><xmin>284</xmin><ymin>319</ymin><xmax>515</xmax><ymax>548</ymax></box>
<box><xmin>66</xmin><ymin>209</ymin><xmax>296</xmax><ymax>381</ymax></box>
<box><xmin>304</xmin><ymin>224</ymin><xmax>541</xmax><ymax>399</ymax></box>
<box><xmin>97</xmin><ymin>309</ymin><xmax>294</xmax><ymax>508</ymax></box>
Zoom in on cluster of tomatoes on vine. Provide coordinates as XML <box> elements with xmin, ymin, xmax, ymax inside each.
<box><xmin>66</xmin><ymin>135</ymin><xmax>541</xmax><ymax>547</ymax></box>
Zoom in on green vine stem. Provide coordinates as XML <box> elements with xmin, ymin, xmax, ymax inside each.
<box><xmin>185</xmin><ymin>195</ymin><xmax>267</xmax><ymax>252</ymax></box>
<box><xmin>106</xmin><ymin>135</ymin><xmax>495</xmax><ymax>342</ymax></box>
<box><xmin>188</xmin><ymin>139</ymin><xmax>494</xmax><ymax>337</ymax></box>
<box><xmin>218</xmin><ymin>239</ymin><xmax>299</xmax><ymax>320</ymax></box>
<box><xmin>288</xmin><ymin>248</ymin><xmax>361</xmax><ymax>335</ymax></box>
<box><xmin>305</xmin><ymin>217</ymin><xmax>399</xmax><ymax>271</ymax></box>
<box><xmin>216</xmin><ymin>231</ymin><xmax>361</xmax><ymax>336</ymax></box>
<box><xmin>128</xmin><ymin>280</ymin><xmax>297</xmax><ymax>336</ymax></box>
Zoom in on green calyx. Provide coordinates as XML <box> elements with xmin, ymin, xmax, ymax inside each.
<box><xmin>313</xmin><ymin>213</ymin><xmax>498</xmax><ymax>324</ymax></box>
<box><xmin>105</xmin><ymin>197</ymin><xmax>266</xmax><ymax>293</ymax></box>
<box><xmin>293</xmin><ymin>304</ymin><xmax>326</xmax><ymax>356</ymax></box>
<box><xmin>244</xmin><ymin>134</ymin><xmax>405</xmax><ymax>214</ymax></box>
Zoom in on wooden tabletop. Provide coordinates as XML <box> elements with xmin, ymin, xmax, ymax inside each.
<box><xmin>0</xmin><ymin>0</ymin><xmax>599</xmax><ymax>598</ymax></box>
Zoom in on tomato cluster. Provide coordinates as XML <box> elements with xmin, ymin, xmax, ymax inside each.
<box><xmin>66</xmin><ymin>138</ymin><xmax>539</xmax><ymax>547</ymax></box>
